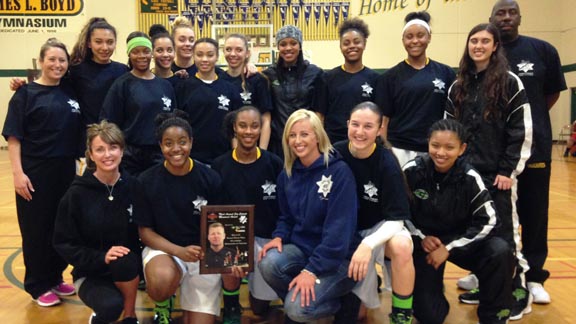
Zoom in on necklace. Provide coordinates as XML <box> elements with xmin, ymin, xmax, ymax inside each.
<box><xmin>104</xmin><ymin>174</ymin><xmax>121</xmax><ymax>201</ymax></box>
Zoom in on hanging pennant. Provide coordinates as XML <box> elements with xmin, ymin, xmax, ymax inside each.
<box><xmin>314</xmin><ymin>4</ymin><xmax>321</xmax><ymax>26</ymax></box>
<box><xmin>204</xmin><ymin>5</ymin><xmax>214</xmax><ymax>24</ymax></box>
<box><xmin>238</xmin><ymin>5</ymin><xmax>247</xmax><ymax>22</ymax></box>
<box><xmin>304</xmin><ymin>5</ymin><xmax>311</xmax><ymax>25</ymax></box>
<box><xmin>253</xmin><ymin>5</ymin><xmax>261</xmax><ymax>23</ymax></box>
<box><xmin>342</xmin><ymin>2</ymin><xmax>349</xmax><ymax>21</ymax></box>
<box><xmin>198</xmin><ymin>11</ymin><xmax>205</xmax><ymax>33</ymax></box>
<box><xmin>187</xmin><ymin>6</ymin><xmax>196</xmax><ymax>25</ymax></box>
<box><xmin>323</xmin><ymin>4</ymin><xmax>330</xmax><ymax>25</ymax></box>
<box><xmin>280</xmin><ymin>5</ymin><xmax>288</xmax><ymax>24</ymax></box>
<box><xmin>216</xmin><ymin>4</ymin><xmax>224</xmax><ymax>21</ymax></box>
<box><xmin>169</xmin><ymin>14</ymin><xmax>178</xmax><ymax>24</ymax></box>
<box><xmin>292</xmin><ymin>5</ymin><xmax>300</xmax><ymax>25</ymax></box>
<box><xmin>333</xmin><ymin>3</ymin><xmax>340</xmax><ymax>26</ymax></box>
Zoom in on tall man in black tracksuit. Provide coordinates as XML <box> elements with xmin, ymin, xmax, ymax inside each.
<box><xmin>490</xmin><ymin>0</ymin><xmax>567</xmax><ymax>304</ymax></box>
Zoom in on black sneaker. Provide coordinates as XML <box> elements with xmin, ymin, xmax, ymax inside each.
<box><xmin>222</xmin><ymin>305</ymin><xmax>242</xmax><ymax>324</ymax></box>
<box><xmin>121</xmin><ymin>317</ymin><xmax>139</xmax><ymax>324</ymax></box>
<box><xmin>510</xmin><ymin>288</ymin><xmax>532</xmax><ymax>321</ymax></box>
<box><xmin>459</xmin><ymin>288</ymin><xmax>480</xmax><ymax>304</ymax></box>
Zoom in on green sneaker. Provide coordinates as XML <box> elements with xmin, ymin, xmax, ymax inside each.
<box><xmin>153</xmin><ymin>295</ymin><xmax>174</xmax><ymax>324</ymax></box>
<box><xmin>389</xmin><ymin>311</ymin><xmax>413</xmax><ymax>324</ymax></box>
<box><xmin>222</xmin><ymin>306</ymin><xmax>242</xmax><ymax>324</ymax></box>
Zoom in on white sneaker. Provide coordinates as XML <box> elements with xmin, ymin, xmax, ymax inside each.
<box><xmin>457</xmin><ymin>273</ymin><xmax>479</xmax><ymax>290</ymax></box>
<box><xmin>528</xmin><ymin>282</ymin><xmax>551</xmax><ymax>304</ymax></box>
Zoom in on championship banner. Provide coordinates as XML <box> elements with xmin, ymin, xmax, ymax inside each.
<box><xmin>197</xmin><ymin>11</ymin><xmax>204</xmax><ymax>33</ymax></box>
<box><xmin>304</xmin><ymin>5</ymin><xmax>311</xmax><ymax>25</ymax></box>
<box><xmin>240</xmin><ymin>5</ymin><xmax>249</xmax><ymax>22</ymax></box>
<box><xmin>333</xmin><ymin>3</ymin><xmax>340</xmax><ymax>26</ymax></box>
<box><xmin>342</xmin><ymin>2</ymin><xmax>349</xmax><ymax>21</ymax></box>
<box><xmin>314</xmin><ymin>4</ymin><xmax>321</xmax><ymax>26</ymax></box>
<box><xmin>253</xmin><ymin>5</ymin><xmax>260</xmax><ymax>22</ymax></box>
<box><xmin>279</xmin><ymin>4</ymin><xmax>287</xmax><ymax>24</ymax></box>
<box><xmin>323</xmin><ymin>3</ymin><xmax>330</xmax><ymax>25</ymax></box>
<box><xmin>292</xmin><ymin>5</ymin><xmax>300</xmax><ymax>25</ymax></box>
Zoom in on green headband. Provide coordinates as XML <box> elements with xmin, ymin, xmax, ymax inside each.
<box><xmin>126</xmin><ymin>37</ymin><xmax>152</xmax><ymax>55</ymax></box>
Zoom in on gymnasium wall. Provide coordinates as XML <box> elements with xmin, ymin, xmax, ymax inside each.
<box><xmin>0</xmin><ymin>0</ymin><xmax>574</xmax><ymax>147</ymax></box>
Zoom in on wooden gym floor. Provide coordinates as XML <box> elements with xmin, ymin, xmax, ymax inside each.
<box><xmin>1</xmin><ymin>147</ymin><xmax>575</xmax><ymax>323</ymax></box>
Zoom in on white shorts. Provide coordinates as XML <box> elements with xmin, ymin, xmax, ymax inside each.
<box><xmin>249</xmin><ymin>237</ymin><xmax>279</xmax><ymax>301</ymax></box>
<box><xmin>142</xmin><ymin>247</ymin><xmax>222</xmax><ymax>315</ymax></box>
<box><xmin>391</xmin><ymin>147</ymin><xmax>426</xmax><ymax>168</ymax></box>
<box><xmin>352</xmin><ymin>221</ymin><xmax>412</xmax><ymax>309</ymax></box>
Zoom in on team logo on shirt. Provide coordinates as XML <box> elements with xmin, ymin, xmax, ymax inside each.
<box><xmin>413</xmin><ymin>189</ymin><xmax>429</xmax><ymax>200</ymax></box>
<box><xmin>361</xmin><ymin>82</ymin><xmax>373</xmax><ymax>97</ymax></box>
<box><xmin>316</xmin><ymin>175</ymin><xmax>333</xmax><ymax>198</ymax></box>
<box><xmin>432</xmin><ymin>78</ymin><xmax>446</xmax><ymax>94</ymax></box>
<box><xmin>517</xmin><ymin>60</ymin><xmax>535</xmax><ymax>76</ymax></box>
<box><xmin>363</xmin><ymin>181</ymin><xmax>379</xmax><ymax>202</ymax></box>
<box><xmin>261</xmin><ymin>180</ymin><xmax>277</xmax><ymax>200</ymax></box>
<box><xmin>240</xmin><ymin>91</ymin><xmax>252</xmax><ymax>104</ymax></box>
<box><xmin>162</xmin><ymin>96</ymin><xmax>172</xmax><ymax>111</ymax></box>
<box><xmin>217</xmin><ymin>95</ymin><xmax>231</xmax><ymax>111</ymax></box>
<box><xmin>127</xmin><ymin>204</ymin><xmax>134</xmax><ymax>223</ymax></box>
<box><xmin>193</xmin><ymin>196</ymin><xmax>208</xmax><ymax>212</ymax></box>
<box><xmin>67</xmin><ymin>99</ymin><xmax>80</xmax><ymax>114</ymax></box>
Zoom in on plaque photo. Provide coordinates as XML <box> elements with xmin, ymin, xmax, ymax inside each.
<box><xmin>200</xmin><ymin>205</ymin><xmax>254</xmax><ymax>274</ymax></box>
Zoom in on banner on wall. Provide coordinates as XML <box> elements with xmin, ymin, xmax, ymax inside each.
<box><xmin>0</xmin><ymin>0</ymin><xmax>85</xmax><ymax>34</ymax></box>
<box><xmin>140</xmin><ymin>0</ymin><xmax>178</xmax><ymax>14</ymax></box>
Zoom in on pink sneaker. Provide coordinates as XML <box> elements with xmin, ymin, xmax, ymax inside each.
<box><xmin>51</xmin><ymin>282</ymin><xmax>76</xmax><ymax>296</ymax></box>
<box><xmin>35</xmin><ymin>291</ymin><xmax>61</xmax><ymax>307</ymax></box>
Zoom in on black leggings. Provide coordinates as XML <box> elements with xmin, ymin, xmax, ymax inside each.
<box><xmin>413</xmin><ymin>236</ymin><xmax>514</xmax><ymax>324</ymax></box>
<box><xmin>78</xmin><ymin>251</ymin><xmax>139</xmax><ymax>324</ymax></box>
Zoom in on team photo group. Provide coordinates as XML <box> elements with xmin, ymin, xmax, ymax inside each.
<box><xmin>2</xmin><ymin>0</ymin><xmax>567</xmax><ymax>323</ymax></box>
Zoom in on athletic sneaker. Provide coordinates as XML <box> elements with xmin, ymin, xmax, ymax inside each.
<box><xmin>389</xmin><ymin>311</ymin><xmax>413</xmax><ymax>324</ymax></box>
<box><xmin>528</xmin><ymin>282</ymin><xmax>551</xmax><ymax>304</ymax></box>
<box><xmin>457</xmin><ymin>273</ymin><xmax>479</xmax><ymax>291</ymax></box>
<box><xmin>510</xmin><ymin>288</ymin><xmax>532</xmax><ymax>321</ymax></box>
<box><xmin>34</xmin><ymin>291</ymin><xmax>61</xmax><ymax>307</ymax></box>
<box><xmin>51</xmin><ymin>282</ymin><xmax>76</xmax><ymax>296</ymax></box>
<box><xmin>458</xmin><ymin>288</ymin><xmax>480</xmax><ymax>304</ymax></box>
<box><xmin>121</xmin><ymin>317</ymin><xmax>140</xmax><ymax>324</ymax></box>
<box><xmin>222</xmin><ymin>306</ymin><xmax>242</xmax><ymax>324</ymax></box>
<box><xmin>153</xmin><ymin>296</ymin><xmax>174</xmax><ymax>324</ymax></box>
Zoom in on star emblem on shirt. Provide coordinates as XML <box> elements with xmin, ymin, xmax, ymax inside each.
<box><xmin>361</xmin><ymin>82</ymin><xmax>373</xmax><ymax>95</ymax></box>
<box><xmin>432</xmin><ymin>78</ymin><xmax>445</xmax><ymax>91</ymax></box>
<box><xmin>316</xmin><ymin>175</ymin><xmax>333</xmax><ymax>198</ymax></box>
<box><xmin>193</xmin><ymin>196</ymin><xmax>208</xmax><ymax>211</ymax></box>
<box><xmin>67</xmin><ymin>99</ymin><xmax>80</xmax><ymax>111</ymax></box>
<box><xmin>517</xmin><ymin>61</ymin><xmax>534</xmax><ymax>73</ymax></box>
<box><xmin>262</xmin><ymin>180</ymin><xmax>276</xmax><ymax>196</ymax></box>
<box><xmin>162</xmin><ymin>96</ymin><xmax>172</xmax><ymax>111</ymax></box>
<box><xmin>240</xmin><ymin>91</ymin><xmax>252</xmax><ymax>102</ymax></box>
<box><xmin>218</xmin><ymin>95</ymin><xmax>230</xmax><ymax>107</ymax></box>
<box><xmin>364</xmin><ymin>181</ymin><xmax>378</xmax><ymax>198</ymax></box>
